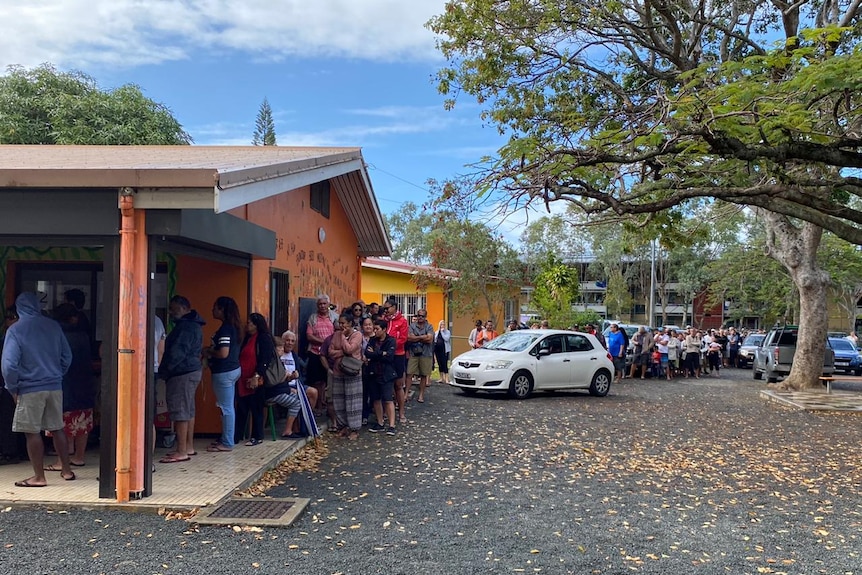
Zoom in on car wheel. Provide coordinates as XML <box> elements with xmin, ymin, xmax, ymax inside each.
<box><xmin>753</xmin><ymin>369</ymin><xmax>762</xmax><ymax>380</ymax></box>
<box><xmin>589</xmin><ymin>369</ymin><xmax>612</xmax><ymax>397</ymax></box>
<box><xmin>461</xmin><ymin>388</ymin><xmax>478</xmax><ymax>396</ymax></box>
<box><xmin>507</xmin><ymin>370</ymin><xmax>534</xmax><ymax>399</ymax></box>
<box><xmin>856</xmin><ymin>369</ymin><xmax>862</xmax><ymax>377</ymax></box>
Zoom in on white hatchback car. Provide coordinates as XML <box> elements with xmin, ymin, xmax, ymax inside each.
<box><xmin>449</xmin><ymin>329</ymin><xmax>615</xmax><ymax>399</ymax></box>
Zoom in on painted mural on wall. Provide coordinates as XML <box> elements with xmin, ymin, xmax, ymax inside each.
<box><xmin>278</xmin><ymin>239</ymin><xmax>357</xmax><ymax>333</ymax></box>
<box><xmin>0</xmin><ymin>246</ymin><xmax>102</xmax><ymax>306</ymax></box>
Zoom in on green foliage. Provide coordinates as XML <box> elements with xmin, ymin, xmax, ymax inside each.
<box><xmin>530</xmin><ymin>253</ymin><xmax>579</xmax><ymax>328</ymax></box>
<box><xmin>705</xmin><ymin>225</ymin><xmax>794</xmax><ymax>327</ymax></box>
<box><xmin>252</xmin><ymin>97</ymin><xmax>277</xmax><ymax>146</ymax></box>
<box><xmin>428</xmin><ymin>3</ymin><xmax>862</xmax><ymax>245</ymax></box>
<box><xmin>387</xmin><ymin>184</ymin><xmax>525</xmax><ymax>325</ymax></box>
<box><xmin>0</xmin><ymin>64</ymin><xmax>191</xmax><ymax>144</ymax></box>
<box><xmin>571</xmin><ymin>310</ymin><xmax>602</xmax><ymax>329</ymax></box>
<box><xmin>385</xmin><ymin>202</ymin><xmax>447</xmax><ymax>264</ymax></box>
<box><xmin>518</xmin><ymin>209</ymin><xmax>589</xmax><ymax>268</ymax></box>
<box><xmin>818</xmin><ymin>233</ymin><xmax>862</xmax><ymax>329</ymax></box>
<box><xmin>604</xmin><ymin>268</ymin><xmax>633</xmax><ymax>320</ymax></box>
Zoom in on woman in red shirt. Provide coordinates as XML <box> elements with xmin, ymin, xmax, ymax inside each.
<box><xmin>236</xmin><ymin>313</ymin><xmax>276</xmax><ymax>446</ymax></box>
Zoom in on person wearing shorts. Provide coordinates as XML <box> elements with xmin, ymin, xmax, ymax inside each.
<box><xmin>157</xmin><ymin>295</ymin><xmax>205</xmax><ymax>463</ymax></box>
<box><xmin>46</xmin><ymin>303</ymin><xmax>96</xmax><ymax>469</ymax></box>
<box><xmin>365</xmin><ymin>319</ymin><xmax>398</xmax><ymax>435</ymax></box>
<box><xmin>406</xmin><ymin>309</ymin><xmax>434</xmax><ymax>403</ymax></box>
<box><xmin>606</xmin><ymin>323</ymin><xmax>626</xmax><ymax>384</ymax></box>
<box><xmin>383</xmin><ymin>299</ymin><xmax>408</xmax><ymax>424</ymax></box>
<box><xmin>2</xmin><ymin>292</ymin><xmax>73</xmax><ymax>487</ymax></box>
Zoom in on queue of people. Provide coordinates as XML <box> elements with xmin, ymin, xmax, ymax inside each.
<box><xmin>0</xmin><ymin>289</ymin><xmax>469</xmax><ymax>484</ymax></box>
<box><xmin>622</xmin><ymin>325</ymin><xmax>748</xmax><ymax>381</ymax></box>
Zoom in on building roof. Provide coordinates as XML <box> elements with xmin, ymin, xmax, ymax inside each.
<box><xmin>0</xmin><ymin>145</ymin><xmax>391</xmax><ymax>256</ymax></box>
<box><xmin>363</xmin><ymin>257</ymin><xmax>459</xmax><ymax>279</ymax></box>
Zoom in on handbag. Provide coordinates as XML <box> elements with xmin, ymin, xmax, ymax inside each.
<box><xmin>263</xmin><ymin>357</ymin><xmax>287</xmax><ymax>387</ymax></box>
<box><xmin>340</xmin><ymin>355</ymin><xmax>363</xmax><ymax>376</ymax></box>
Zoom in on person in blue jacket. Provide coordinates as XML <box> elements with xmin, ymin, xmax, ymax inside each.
<box><xmin>1</xmin><ymin>292</ymin><xmax>73</xmax><ymax>487</ymax></box>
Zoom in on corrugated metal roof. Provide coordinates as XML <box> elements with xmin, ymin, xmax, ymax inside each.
<box><xmin>0</xmin><ymin>145</ymin><xmax>391</xmax><ymax>256</ymax></box>
<box><xmin>363</xmin><ymin>257</ymin><xmax>459</xmax><ymax>278</ymax></box>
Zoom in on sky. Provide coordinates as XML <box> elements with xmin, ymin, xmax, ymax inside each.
<box><xmin>1</xmin><ymin>0</ymin><xmax>536</xmax><ymax>239</ymax></box>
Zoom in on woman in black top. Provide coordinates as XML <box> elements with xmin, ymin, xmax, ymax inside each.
<box><xmin>205</xmin><ymin>297</ymin><xmax>242</xmax><ymax>451</ymax></box>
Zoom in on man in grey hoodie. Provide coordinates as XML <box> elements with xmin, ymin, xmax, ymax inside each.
<box><xmin>1</xmin><ymin>292</ymin><xmax>73</xmax><ymax>487</ymax></box>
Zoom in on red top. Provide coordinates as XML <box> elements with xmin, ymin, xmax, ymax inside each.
<box><xmin>237</xmin><ymin>332</ymin><xmax>258</xmax><ymax>398</ymax></box>
<box><xmin>387</xmin><ymin>311</ymin><xmax>408</xmax><ymax>356</ymax></box>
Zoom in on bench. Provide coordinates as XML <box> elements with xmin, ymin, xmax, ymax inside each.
<box><xmin>818</xmin><ymin>375</ymin><xmax>862</xmax><ymax>394</ymax></box>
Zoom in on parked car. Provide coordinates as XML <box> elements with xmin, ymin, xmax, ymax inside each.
<box><xmin>827</xmin><ymin>337</ymin><xmax>862</xmax><ymax>375</ymax></box>
<box><xmin>449</xmin><ymin>329</ymin><xmax>614</xmax><ymax>399</ymax></box>
<box><xmin>736</xmin><ymin>333</ymin><xmax>765</xmax><ymax>368</ymax></box>
<box><xmin>753</xmin><ymin>325</ymin><xmax>835</xmax><ymax>383</ymax></box>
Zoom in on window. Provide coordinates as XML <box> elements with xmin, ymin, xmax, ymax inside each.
<box><xmin>566</xmin><ymin>334</ymin><xmax>594</xmax><ymax>352</ymax></box>
<box><xmin>538</xmin><ymin>335</ymin><xmax>565</xmax><ymax>354</ymax></box>
<box><xmin>504</xmin><ymin>299</ymin><xmax>517</xmax><ymax>321</ymax></box>
<box><xmin>270</xmin><ymin>269</ymin><xmax>290</xmax><ymax>336</ymax></box>
<box><xmin>310</xmin><ymin>180</ymin><xmax>330</xmax><ymax>218</ymax></box>
<box><xmin>383</xmin><ymin>293</ymin><xmax>426</xmax><ymax>320</ymax></box>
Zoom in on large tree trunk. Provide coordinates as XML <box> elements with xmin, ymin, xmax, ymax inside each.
<box><xmin>762</xmin><ymin>212</ymin><xmax>830</xmax><ymax>390</ymax></box>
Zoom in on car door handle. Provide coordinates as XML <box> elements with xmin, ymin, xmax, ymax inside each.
<box><xmin>563</xmin><ymin>359</ymin><xmax>571</xmax><ymax>362</ymax></box>
<box><xmin>590</xmin><ymin>357</ymin><xmax>598</xmax><ymax>360</ymax></box>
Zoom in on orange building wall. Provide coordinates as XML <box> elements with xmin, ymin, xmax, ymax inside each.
<box><xmin>232</xmin><ymin>186</ymin><xmax>361</xmax><ymax>332</ymax></box>
<box><xmin>173</xmin><ymin>254</ymin><xmax>248</xmax><ymax>434</ymax></box>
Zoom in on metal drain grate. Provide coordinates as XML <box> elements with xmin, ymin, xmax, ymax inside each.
<box><xmin>209</xmin><ymin>498</ymin><xmax>294</xmax><ymax>519</ymax></box>
<box><xmin>195</xmin><ymin>497</ymin><xmax>309</xmax><ymax>527</ymax></box>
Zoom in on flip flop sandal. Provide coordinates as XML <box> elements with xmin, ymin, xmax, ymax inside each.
<box><xmin>206</xmin><ymin>444</ymin><xmax>233</xmax><ymax>452</ymax></box>
<box><xmin>62</xmin><ymin>471</ymin><xmax>76</xmax><ymax>481</ymax></box>
<box><xmin>43</xmin><ymin>464</ymin><xmax>63</xmax><ymax>472</ymax></box>
<box><xmin>15</xmin><ymin>479</ymin><xmax>46</xmax><ymax>488</ymax></box>
<box><xmin>159</xmin><ymin>455</ymin><xmax>191</xmax><ymax>463</ymax></box>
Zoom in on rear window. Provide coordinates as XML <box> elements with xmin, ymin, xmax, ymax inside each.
<box><xmin>742</xmin><ymin>334</ymin><xmax>764</xmax><ymax>346</ymax></box>
<box><xmin>775</xmin><ymin>331</ymin><xmax>798</xmax><ymax>345</ymax></box>
<box><xmin>830</xmin><ymin>338</ymin><xmax>856</xmax><ymax>351</ymax></box>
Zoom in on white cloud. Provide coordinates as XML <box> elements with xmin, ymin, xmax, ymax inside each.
<box><xmin>344</xmin><ymin>105</ymin><xmax>440</xmax><ymax>118</ymax></box>
<box><xmin>1</xmin><ymin>0</ymin><xmax>447</xmax><ymax>70</ymax></box>
<box><xmin>193</xmin><ymin>112</ymin><xmax>454</xmax><ymax>147</ymax></box>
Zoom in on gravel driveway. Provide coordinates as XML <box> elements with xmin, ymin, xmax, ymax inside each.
<box><xmin>2</xmin><ymin>369</ymin><xmax>861</xmax><ymax>575</ymax></box>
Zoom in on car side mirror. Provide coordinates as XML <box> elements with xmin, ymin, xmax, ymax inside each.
<box><xmin>537</xmin><ymin>348</ymin><xmax>551</xmax><ymax>357</ymax></box>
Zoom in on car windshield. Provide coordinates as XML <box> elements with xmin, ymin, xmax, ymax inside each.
<box><xmin>742</xmin><ymin>334</ymin><xmax>764</xmax><ymax>346</ymax></box>
<box><xmin>829</xmin><ymin>338</ymin><xmax>856</xmax><ymax>351</ymax></box>
<box><xmin>483</xmin><ymin>331</ymin><xmax>542</xmax><ymax>352</ymax></box>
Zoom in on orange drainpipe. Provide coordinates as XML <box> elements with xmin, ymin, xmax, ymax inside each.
<box><xmin>116</xmin><ymin>190</ymin><xmax>137</xmax><ymax>502</ymax></box>
<box><xmin>357</xmin><ymin>256</ymin><xmax>365</xmax><ymax>298</ymax></box>
<box><xmin>129</xmin><ymin>208</ymin><xmax>147</xmax><ymax>493</ymax></box>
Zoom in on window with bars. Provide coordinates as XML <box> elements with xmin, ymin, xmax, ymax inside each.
<box><xmin>270</xmin><ymin>269</ymin><xmax>290</xmax><ymax>336</ymax></box>
<box><xmin>383</xmin><ymin>293</ymin><xmax>426</xmax><ymax>319</ymax></box>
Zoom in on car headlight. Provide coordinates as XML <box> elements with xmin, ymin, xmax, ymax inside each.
<box><xmin>484</xmin><ymin>360</ymin><xmax>514</xmax><ymax>370</ymax></box>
